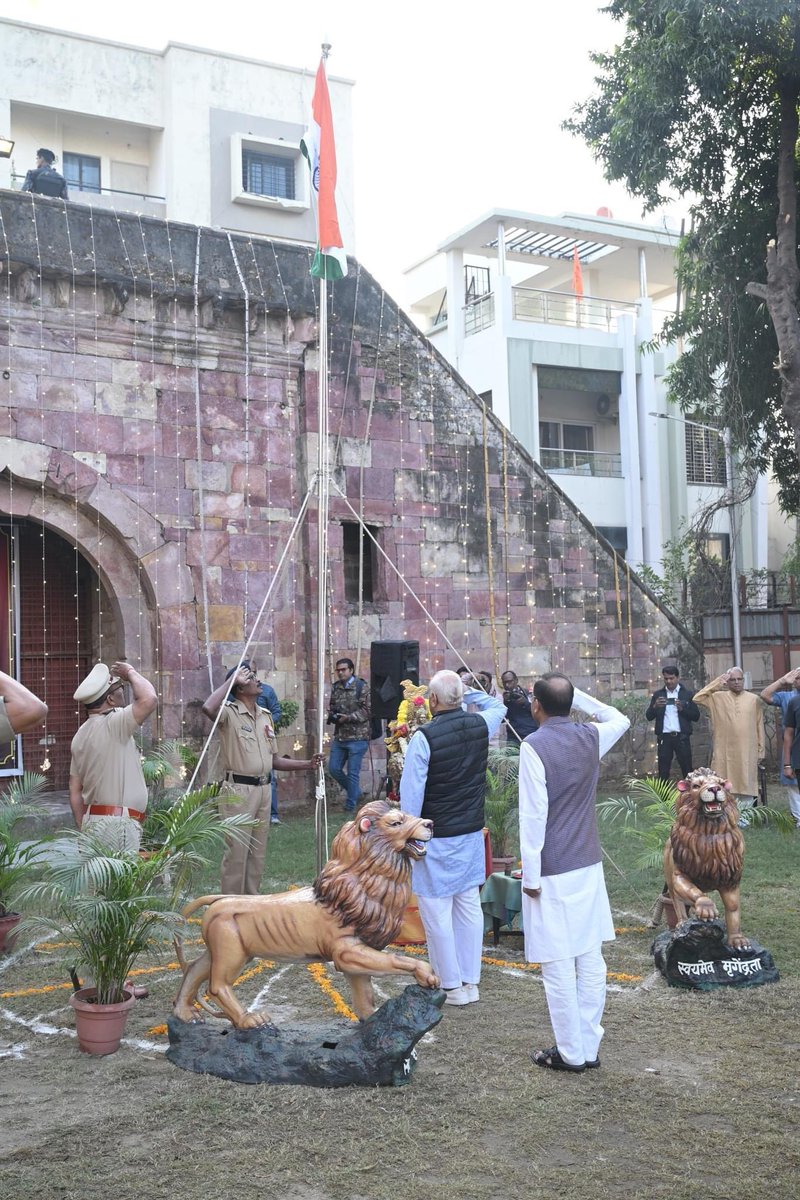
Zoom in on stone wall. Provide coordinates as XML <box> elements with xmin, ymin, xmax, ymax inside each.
<box><xmin>0</xmin><ymin>190</ymin><xmax>702</xmax><ymax>793</ymax></box>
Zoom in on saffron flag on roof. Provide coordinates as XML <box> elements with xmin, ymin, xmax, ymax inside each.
<box><xmin>572</xmin><ymin>244</ymin><xmax>584</xmax><ymax>299</ymax></box>
<box><xmin>301</xmin><ymin>58</ymin><xmax>347</xmax><ymax>280</ymax></box>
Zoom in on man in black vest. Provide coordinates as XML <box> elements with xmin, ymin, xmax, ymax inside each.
<box><xmin>21</xmin><ymin>149</ymin><xmax>69</xmax><ymax>199</ymax></box>
<box><xmin>645</xmin><ymin>665</ymin><xmax>700</xmax><ymax>781</ymax></box>
<box><xmin>399</xmin><ymin>669</ymin><xmax>506</xmax><ymax>1006</ymax></box>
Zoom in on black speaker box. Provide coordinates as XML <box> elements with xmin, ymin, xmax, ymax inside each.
<box><xmin>369</xmin><ymin>640</ymin><xmax>420</xmax><ymax>718</ymax></box>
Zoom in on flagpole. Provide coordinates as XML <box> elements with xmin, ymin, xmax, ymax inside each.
<box><xmin>314</xmin><ymin>41</ymin><xmax>333</xmax><ymax>875</ymax></box>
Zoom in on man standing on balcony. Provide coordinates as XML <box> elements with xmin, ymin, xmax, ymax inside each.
<box><xmin>21</xmin><ymin>149</ymin><xmax>69</xmax><ymax>199</ymax></box>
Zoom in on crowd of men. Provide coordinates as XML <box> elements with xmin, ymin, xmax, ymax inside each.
<box><xmin>4</xmin><ymin>646</ymin><xmax>797</xmax><ymax>1075</ymax></box>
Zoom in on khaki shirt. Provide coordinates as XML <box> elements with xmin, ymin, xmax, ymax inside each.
<box><xmin>69</xmin><ymin>705</ymin><xmax>148</xmax><ymax>814</ymax></box>
<box><xmin>217</xmin><ymin>699</ymin><xmax>276</xmax><ymax>779</ymax></box>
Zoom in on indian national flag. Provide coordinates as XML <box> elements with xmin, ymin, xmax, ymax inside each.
<box><xmin>301</xmin><ymin>59</ymin><xmax>347</xmax><ymax>280</ymax></box>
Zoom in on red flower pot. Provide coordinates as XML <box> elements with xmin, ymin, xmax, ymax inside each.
<box><xmin>0</xmin><ymin>912</ymin><xmax>21</xmax><ymax>953</ymax></box>
<box><xmin>69</xmin><ymin>987</ymin><xmax>135</xmax><ymax>1056</ymax></box>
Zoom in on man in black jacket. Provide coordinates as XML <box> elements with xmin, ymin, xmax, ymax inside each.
<box><xmin>21</xmin><ymin>149</ymin><xmax>69</xmax><ymax>199</ymax></box>
<box><xmin>645</xmin><ymin>665</ymin><xmax>700</xmax><ymax>781</ymax></box>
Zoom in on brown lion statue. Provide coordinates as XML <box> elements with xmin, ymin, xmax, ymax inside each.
<box><xmin>663</xmin><ymin>768</ymin><xmax>748</xmax><ymax>948</ymax></box>
<box><xmin>173</xmin><ymin>801</ymin><xmax>439</xmax><ymax>1029</ymax></box>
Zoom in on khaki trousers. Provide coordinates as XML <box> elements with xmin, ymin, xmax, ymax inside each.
<box><xmin>219</xmin><ymin>781</ymin><xmax>271</xmax><ymax>895</ymax></box>
<box><xmin>81</xmin><ymin>814</ymin><xmax>142</xmax><ymax>854</ymax></box>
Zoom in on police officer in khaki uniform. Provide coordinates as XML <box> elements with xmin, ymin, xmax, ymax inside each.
<box><xmin>203</xmin><ymin>661</ymin><xmax>320</xmax><ymax>894</ymax></box>
<box><xmin>69</xmin><ymin>661</ymin><xmax>158</xmax><ymax>852</ymax></box>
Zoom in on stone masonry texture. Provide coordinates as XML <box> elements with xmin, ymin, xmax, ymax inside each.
<box><xmin>0</xmin><ymin>191</ymin><xmax>702</xmax><ymax>789</ymax></box>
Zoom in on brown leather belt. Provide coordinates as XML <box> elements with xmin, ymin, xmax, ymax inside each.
<box><xmin>85</xmin><ymin>804</ymin><xmax>146</xmax><ymax>823</ymax></box>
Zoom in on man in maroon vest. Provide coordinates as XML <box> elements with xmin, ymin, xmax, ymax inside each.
<box><xmin>519</xmin><ymin>672</ymin><xmax>629</xmax><ymax>1072</ymax></box>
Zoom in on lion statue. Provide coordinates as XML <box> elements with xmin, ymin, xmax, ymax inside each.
<box><xmin>663</xmin><ymin>768</ymin><xmax>748</xmax><ymax>948</ymax></box>
<box><xmin>173</xmin><ymin>800</ymin><xmax>440</xmax><ymax>1029</ymax></box>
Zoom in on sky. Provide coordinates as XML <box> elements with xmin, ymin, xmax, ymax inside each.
<box><xmin>0</xmin><ymin>0</ymin><xmax>680</xmax><ymax>300</ymax></box>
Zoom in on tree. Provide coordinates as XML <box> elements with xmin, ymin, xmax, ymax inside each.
<box><xmin>568</xmin><ymin>1</ymin><xmax>800</xmax><ymax>511</ymax></box>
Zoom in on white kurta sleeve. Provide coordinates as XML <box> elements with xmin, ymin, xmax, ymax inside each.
<box><xmin>518</xmin><ymin>740</ymin><xmax>548</xmax><ymax>890</ymax></box>
<box><xmin>571</xmin><ymin>687</ymin><xmax>631</xmax><ymax>759</ymax></box>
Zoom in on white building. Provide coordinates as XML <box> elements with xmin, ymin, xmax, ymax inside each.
<box><xmin>405</xmin><ymin>208</ymin><xmax>790</xmax><ymax>576</ymax></box>
<box><xmin>0</xmin><ymin>18</ymin><xmax>355</xmax><ymax>248</ymax></box>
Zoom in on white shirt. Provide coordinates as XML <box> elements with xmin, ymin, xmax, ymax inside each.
<box><xmin>518</xmin><ymin>686</ymin><xmax>630</xmax><ymax>962</ymax></box>
<box><xmin>662</xmin><ymin>687</ymin><xmax>681</xmax><ymax>734</ymax></box>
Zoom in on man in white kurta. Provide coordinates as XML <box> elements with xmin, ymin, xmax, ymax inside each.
<box><xmin>519</xmin><ymin>673</ymin><xmax>629</xmax><ymax>1072</ymax></box>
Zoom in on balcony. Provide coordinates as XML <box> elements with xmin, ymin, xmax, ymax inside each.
<box><xmin>512</xmin><ymin>286</ymin><xmax>638</xmax><ymax>332</ymax></box>
<box><xmin>464</xmin><ymin>293</ymin><xmax>495</xmax><ymax>335</ymax></box>
<box><xmin>9</xmin><ymin>174</ymin><xmax>166</xmax><ymax>219</ymax></box>
<box><xmin>540</xmin><ymin>447</ymin><xmax>622</xmax><ymax>478</ymax></box>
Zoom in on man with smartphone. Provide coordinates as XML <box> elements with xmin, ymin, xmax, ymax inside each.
<box><xmin>645</xmin><ymin>665</ymin><xmax>700</xmax><ymax>781</ymax></box>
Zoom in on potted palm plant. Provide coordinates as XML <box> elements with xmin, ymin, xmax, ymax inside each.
<box><xmin>21</xmin><ymin>783</ymin><xmax>254</xmax><ymax>1054</ymax></box>
<box><xmin>484</xmin><ymin>747</ymin><xmax>520</xmax><ymax>874</ymax></box>
<box><xmin>0</xmin><ymin>772</ymin><xmax>50</xmax><ymax>952</ymax></box>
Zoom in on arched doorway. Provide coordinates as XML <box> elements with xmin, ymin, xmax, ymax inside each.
<box><xmin>14</xmin><ymin>521</ymin><xmax>104</xmax><ymax>788</ymax></box>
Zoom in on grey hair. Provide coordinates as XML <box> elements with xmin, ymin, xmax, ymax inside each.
<box><xmin>428</xmin><ymin>669</ymin><xmax>463</xmax><ymax>707</ymax></box>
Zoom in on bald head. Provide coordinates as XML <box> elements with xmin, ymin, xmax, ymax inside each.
<box><xmin>533</xmin><ymin>672</ymin><xmax>574</xmax><ymax>717</ymax></box>
<box><xmin>428</xmin><ymin>669</ymin><xmax>463</xmax><ymax>710</ymax></box>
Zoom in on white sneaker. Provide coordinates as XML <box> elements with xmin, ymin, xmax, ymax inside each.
<box><xmin>464</xmin><ymin>984</ymin><xmax>480</xmax><ymax>1003</ymax></box>
<box><xmin>444</xmin><ymin>986</ymin><xmax>472</xmax><ymax>1007</ymax></box>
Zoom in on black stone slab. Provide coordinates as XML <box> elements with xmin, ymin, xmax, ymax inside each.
<box><xmin>166</xmin><ymin>984</ymin><xmax>445</xmax><ymax>1087</ymax></box>
<box><xmin>652</xmin><ymin>918</ymin><xmax>779</xmax><ymax>990</ymax></box>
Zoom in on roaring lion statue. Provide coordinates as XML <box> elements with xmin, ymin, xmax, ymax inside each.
<box><xmin>663</xmin><ymin>768</ymin><xmax>748</xmax><ymax>948</ymax></box>
<box><xmin>173</xmin><ymin>801</ymin><xmax>440</xmax><ymax>1029</ymax></box>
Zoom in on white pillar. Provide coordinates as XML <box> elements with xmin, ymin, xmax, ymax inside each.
<box><xmin>635</xmin><ymin>297</ymin><xmax>663</xmax><ymax>569</ymax></box>
<box><xmin>497</xmin><ymin>221</ymin><xmax>507</xmax><ymax>277</ymax></box>
<box><xmin>638</xmin><ymin>247</ymin><xmax>648</xmax><ymax>298</ymax></box>
<box><xmin>444</xmin><ymin>246</ymin><xmax>464</xmax><ymax>372</ymax></box>
<box><xmin>0</xmin><ymin>99</ymin><xmax>11</xmax><ymax>190</ymax></box>
<box><xmin>618</xmin><ymin>313</ymin><xmax>644</xmax><ymax>566</ymax></box>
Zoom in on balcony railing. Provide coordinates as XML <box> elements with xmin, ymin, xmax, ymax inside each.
<box><xmin>9</xmin><ymin>173</ymin><xmax>165</xmax><ymax>204</ymax></box>
<box><xmin>464</xmin><ymin>293</ymin><xmax>495</xmax><ymax>335</ymax></box>
<box><xmin>513</xmin><ymin>286</ymin><xmax>638</xmax><ymax>331</ymax></box>
<box><xmin>540</xmin><ymin>447</ymin><xmax>622</xmax><ymax>478</ymax></box>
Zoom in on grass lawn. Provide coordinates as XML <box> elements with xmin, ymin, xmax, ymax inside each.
<box><xmin>1</xmin><ymin>791</ymin><xmax>799</xmax><ymax>1200</ymax></box>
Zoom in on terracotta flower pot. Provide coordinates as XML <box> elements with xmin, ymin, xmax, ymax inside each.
<box><xmin>491</xmin><ymin>855</ymin><xmax>516</xmax><ymax>876</ymax></box>
<box><xmin>69</xmin><ymin>986</ymin><xmax>135</xmax><ymax>1055</ymax></box>
<box><xmin>0</xmin><ymin>912</ymin><xmax>21</xmax><ymax>953</ymax></box>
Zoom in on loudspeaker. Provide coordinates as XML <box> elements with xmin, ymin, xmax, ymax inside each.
<box><xmin>369</xmin><ymin>640</ymin><xmax>420</xmax><ymax>719</ymax></box>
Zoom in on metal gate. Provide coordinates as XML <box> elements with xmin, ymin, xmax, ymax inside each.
<box><xmin>17</xmin><ymin>522</ymin><xmax>93</xmax><ymax>788</ymax></box>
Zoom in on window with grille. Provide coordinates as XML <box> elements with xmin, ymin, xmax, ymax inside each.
<box><xmin>685</xmin><ymin>423</ymin><xmax>726</xmax><ymax>485</ymax></box>
<box><xmin>63</xmin><ymin>152</ymin><xmax>101</xmax><ymax>194</ymax></box>
<box><xmin>242</xmin><ymin>150</ymin><xmax>295</xmax><ymax>199</ymax></box>
<box><xmin>342</xmin><ymin>523</ymin><xmax>379</xmax><ymax>603</ymax></box>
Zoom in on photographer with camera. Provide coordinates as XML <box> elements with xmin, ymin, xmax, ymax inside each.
<box><xmin>645</xmin><ymin>665</ymin><xmax>700</xmax><ymax>781</ymax></box>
